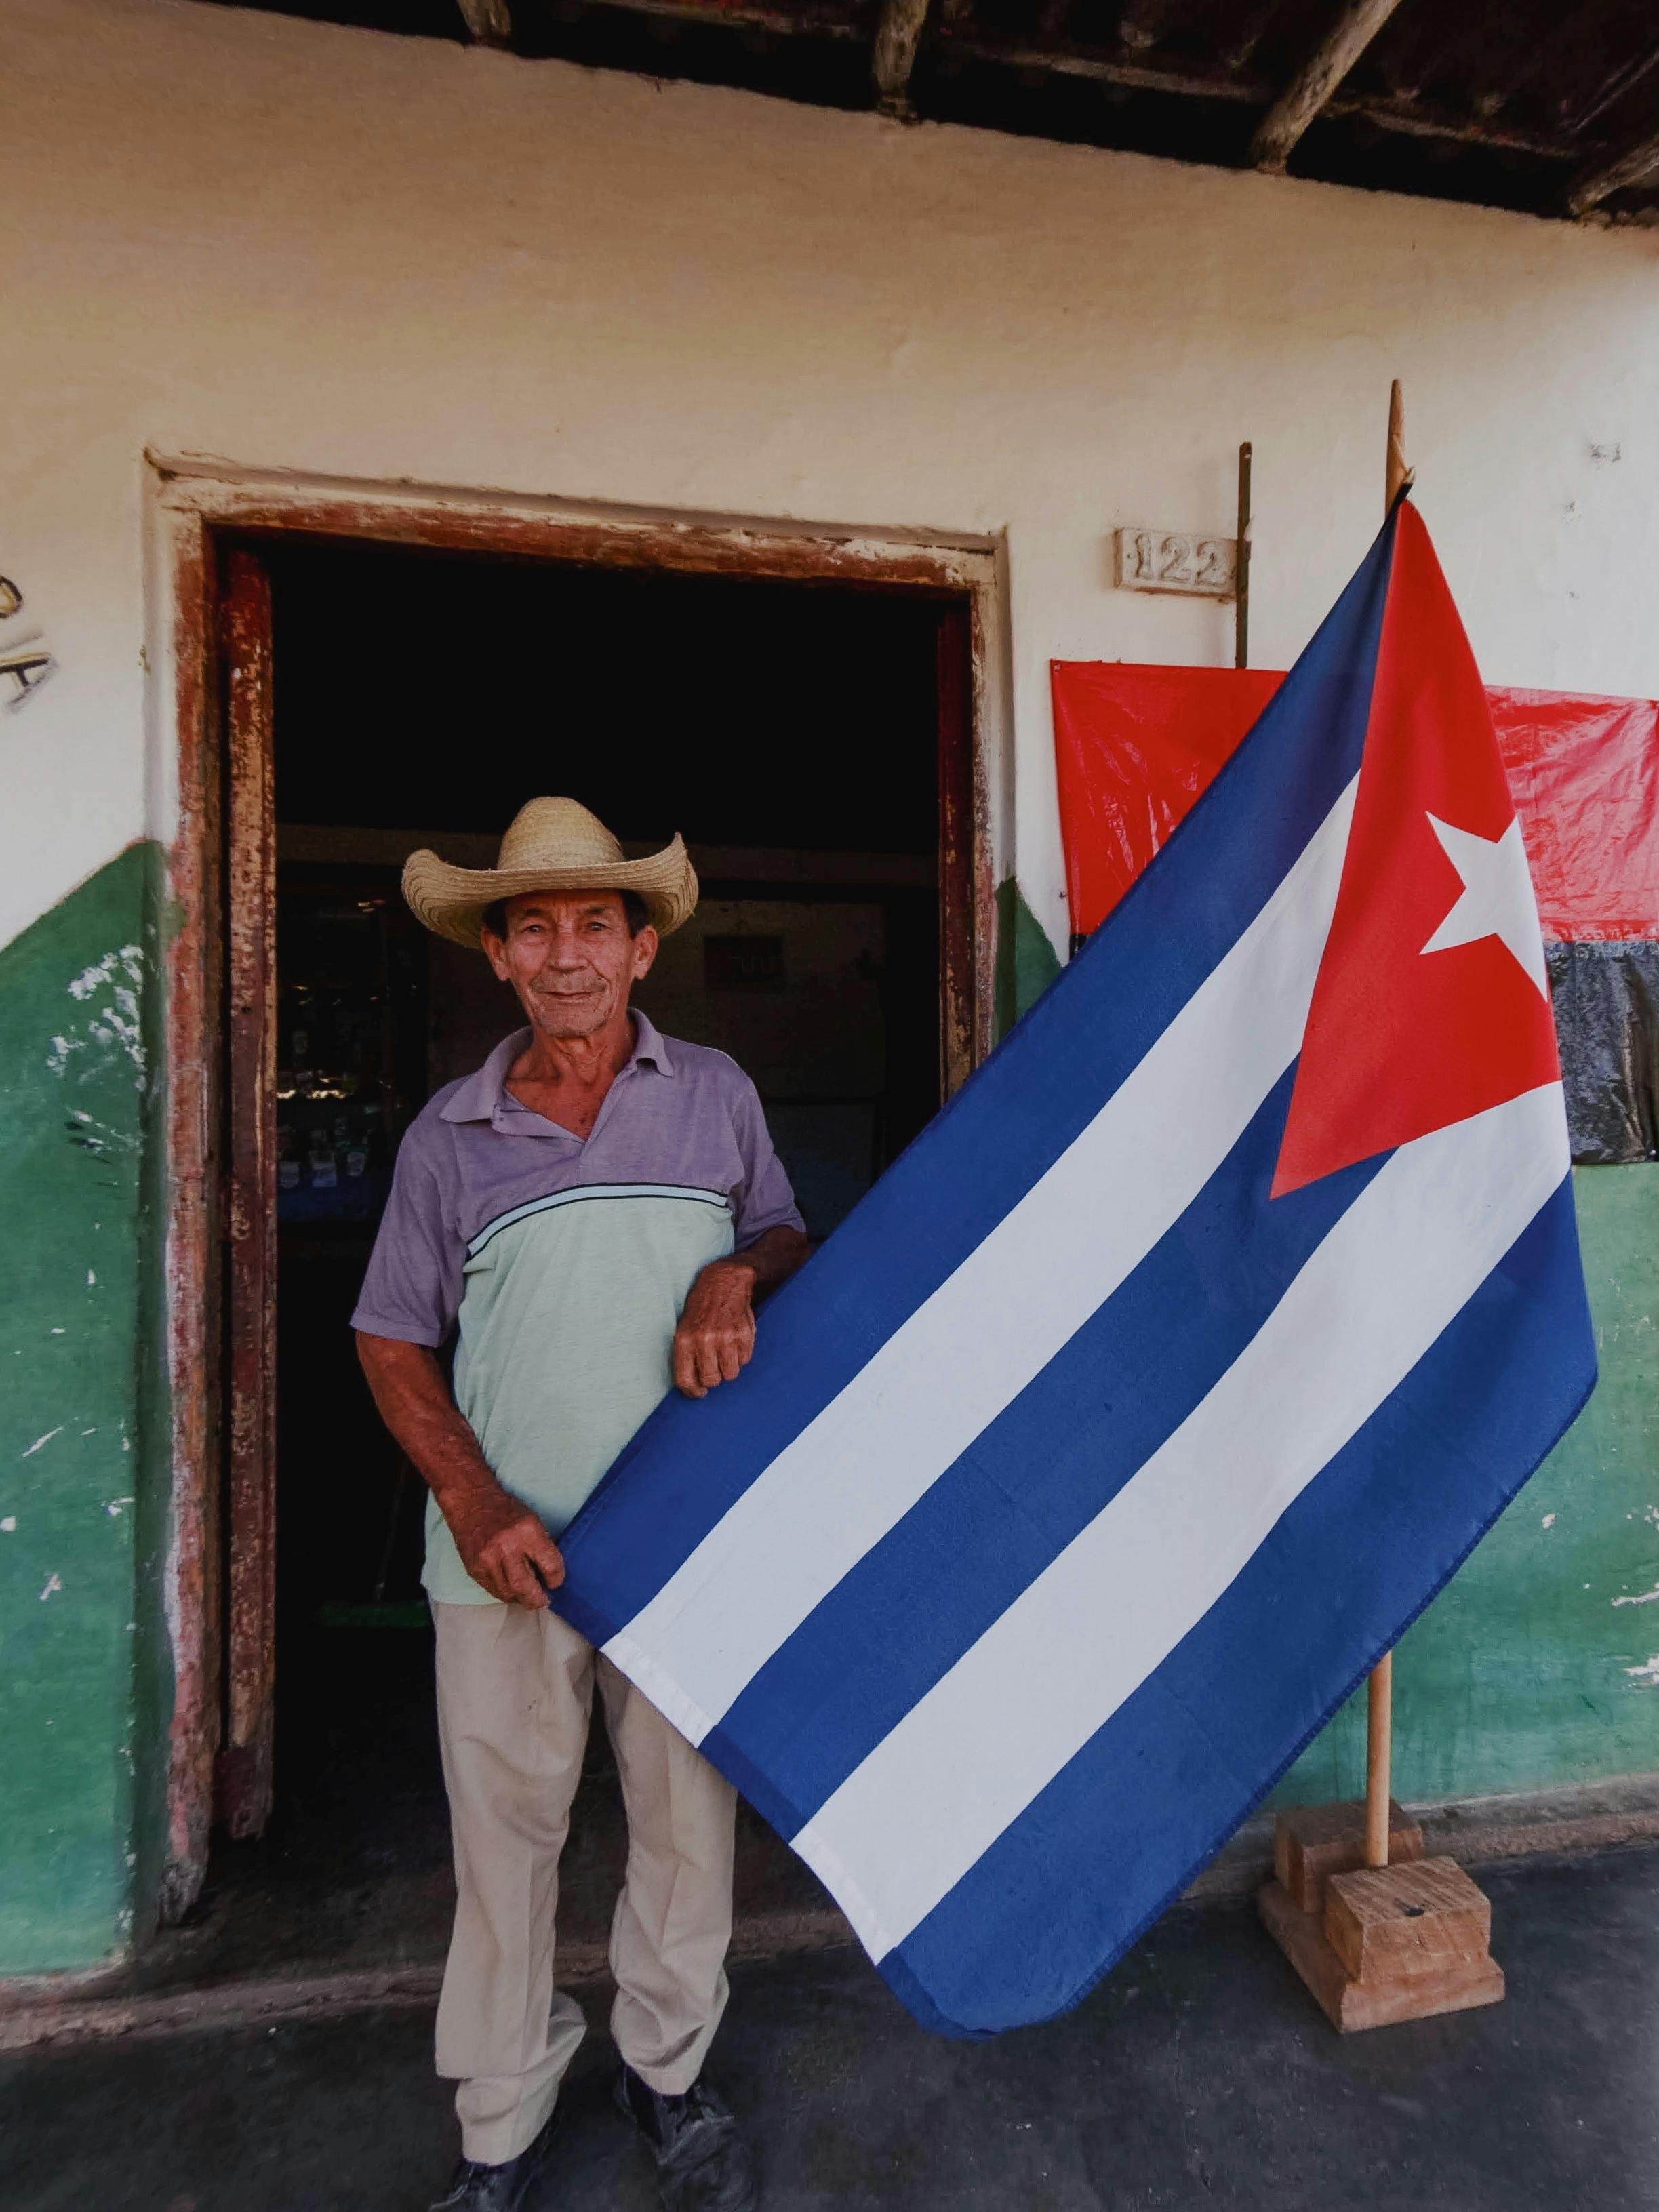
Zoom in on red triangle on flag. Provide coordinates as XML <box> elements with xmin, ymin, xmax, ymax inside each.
<box><xmin>1272</xmin><ymin>504</ymin><xmax>1561</xmax><ymax>1199</ymax></box>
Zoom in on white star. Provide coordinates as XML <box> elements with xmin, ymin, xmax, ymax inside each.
<box><xmin>1420</xmin><ymin>813</ymin><xmax>1548</xmax><ymax>998</ymax></box>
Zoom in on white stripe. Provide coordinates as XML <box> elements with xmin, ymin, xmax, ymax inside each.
<box><xmin>603</xmin><ymin>778</ymin><xmax>1361</xmax><ymax>1747</ymax></box>
<box><xmin>793</xmin><ymin>1082</ymin><xmax>1570</xmax><ymax>1961</ymax></box>
<box><xmin>468</xmin><ymin>1182</ymin><xmax>729</xmax><ymax>1255</ymax></box>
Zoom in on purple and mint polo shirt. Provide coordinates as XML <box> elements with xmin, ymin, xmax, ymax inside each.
<box><xmin>352</xmin><ymin>1012</ymin><xmax>803</xmax><ymax>1603</ymax></box>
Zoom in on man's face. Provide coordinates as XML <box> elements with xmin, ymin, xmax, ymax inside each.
<box><xmin>482</xmin><ymin>890</ymin><xmax>659</xmax><ymax>1042</ymax></box>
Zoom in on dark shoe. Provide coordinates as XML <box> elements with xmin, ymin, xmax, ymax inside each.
<box><xmin>616</xmin><ymin>2064</ymin><xmax>758</xmax><ymax>2211</ymax></box>
<box><xmin>428</xmin><ymin>2102</ymin><xmax>563</xmax><ymax>2210</ymax></box>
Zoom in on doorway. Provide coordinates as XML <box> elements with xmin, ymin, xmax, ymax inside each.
<box><xmin>162</xmin><ymin>484</ymin><xmax>994</xmax><ymax>1941</ymax></box>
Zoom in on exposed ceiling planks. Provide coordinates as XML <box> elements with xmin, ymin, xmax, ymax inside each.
<box><xmin>207</xmin><ymin>0</ymin><xmax>1659</xmax><ymax>223</ymax></box>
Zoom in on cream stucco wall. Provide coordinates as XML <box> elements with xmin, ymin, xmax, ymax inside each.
<box><xmin>4</xmin><ymin>0</ymin><xmax>1659</xmax><ymax>961</ymax></box>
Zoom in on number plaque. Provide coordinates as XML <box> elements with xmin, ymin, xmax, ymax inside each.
<box><xmin>1115</xmin><ymin>528</ymin><xmax>1237</xmax><ymax>599</ymax></box>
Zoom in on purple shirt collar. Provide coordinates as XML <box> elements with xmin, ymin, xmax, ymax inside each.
<box><xmin>439</xmin><ymin>1009</ymin><xmax>677</xmax><ymax>1129</ymax></box>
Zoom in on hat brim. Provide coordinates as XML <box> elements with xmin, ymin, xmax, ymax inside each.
<box><xmin>402</xmin><ymin>835</ymin><xmax>698</xmax><ymax>949</ymax></box>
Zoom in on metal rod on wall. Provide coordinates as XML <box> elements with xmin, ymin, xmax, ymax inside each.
<box><xmin>1234</xmin><ymin>442</ymin><xmax>1253</xmax><ymax>670</ymax></box>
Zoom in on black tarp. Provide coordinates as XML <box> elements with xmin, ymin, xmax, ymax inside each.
<box><xmin>1548</xmin><ymin>941</ymin><xmax>1659</xmax><ymax>1163</ymax></box>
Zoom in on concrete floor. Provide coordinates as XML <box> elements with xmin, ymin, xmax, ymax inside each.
<box><xmin>5</xmin><ymin>1844</ymin><xmax>1657</xmax><ymax>2212</ymax></box>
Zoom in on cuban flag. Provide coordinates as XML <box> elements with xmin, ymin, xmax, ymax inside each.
<box><xmin>553</xmin><ymin>497</ymin><xmax>1597</xmax><ymax>2038</ymax></box>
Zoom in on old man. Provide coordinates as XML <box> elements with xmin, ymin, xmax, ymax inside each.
<box><xmin>353</xmin><ymin>797</ymin><xmax>809</xmax><ymax>2212</ymax></box>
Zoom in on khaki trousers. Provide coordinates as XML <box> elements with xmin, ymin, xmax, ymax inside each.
<box><xmin>433</xmin><ymin>1601</ymin><xmax>738</xmax><ymax>2165</ymax></box>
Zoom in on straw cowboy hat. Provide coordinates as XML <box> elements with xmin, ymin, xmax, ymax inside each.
<box><xmin>402</xmin><ymin>797</ymin><xmax>698</xmax><ymax>949</ymax></box>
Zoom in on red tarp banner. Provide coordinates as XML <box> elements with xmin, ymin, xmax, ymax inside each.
<box><xmin>1052</xmin><ymin>663</ymin><xmax>1659</xmax><ymax>944</ymax></box>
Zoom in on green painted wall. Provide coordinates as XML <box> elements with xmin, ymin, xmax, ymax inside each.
<box><xmin>1279</xmin><ymin>1163</ymin><xmax>1659</xmax><ymax>1809</ymax></box>
<box><xmin>994</xmin><ymin>877</ymin><xmax>1063</xmax><ymax>1043</ymax></box>
<box><xmin>0</xmin><ymin>845</ymin><xmax>167</xmax><ymax>1975</ymax></box>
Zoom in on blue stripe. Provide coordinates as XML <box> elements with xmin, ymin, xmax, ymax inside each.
<box><xmin>701</xmin><ymin>1066</ymin><xmax>1384</xmax><ymax>1836</ymax></box>
<box><xmin>554</xmin><ymin>513</ymin><xmax>1399</xmax><ymax>1634</ymax></box>
<box><xmin>880</xmin><ymin>1174</ymin><xmax>1596</xmax><ymax>2037</ymax></box>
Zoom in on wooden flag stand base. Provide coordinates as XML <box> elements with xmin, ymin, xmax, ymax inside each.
<box><xmin>1258</xmin><ymin>386</ymin><xmax>1506</xmax><ymax>2034</ymax></box>
<box><xmin>1257</xmin><ymin>1801</ymin><xmax>1505</xmax><ymax>2031</ymax></box>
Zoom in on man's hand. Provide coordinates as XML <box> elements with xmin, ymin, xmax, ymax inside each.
<box><xmin>671</xmin><ymin>1227</ymin><xmax>810</xmax><ymax>1399</ymax></box>
<box><xmin>673</xmin><ymin>1256</ymin><xmax>758</xmax><ymax>1397</ymax></box>
<box><xmin>356</xmin><ymin>1333</ymin><xmax>564</xmax><ymax>1610</ymax></box>
<box><xmin>444</xmin><ymin>1481</ymin><xmax>566</xmax><ymax>1610</ymax></box>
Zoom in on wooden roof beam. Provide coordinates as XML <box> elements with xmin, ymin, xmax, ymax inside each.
<box><xmin>1250</xmin><ymin>0</ymin><xmax>1407</xmax><ymax>174</ymax></box>
<box><xmin>873</xmin><ymin>0</ymin><xmax>934</xmax><ymax>117</ymax></box>
<box><xmin>947</xmin><ymin>41</ymin><xmax>1265</xmax><ymax>105</ymax></box>
<box><xmin>576</xmin><ymin>0</ymin><xmax>862</xmax><ymax>39</ymax></box>
<box><xmin>1559</xmin><ymin>43</ymin><xmax>1659</xmax><ymax>138</ymax></box>
<box><xmin>456</xmin><ymin>0</ymin><xmax>513</xmax><ymax>45</ymax></box>
<box><xmin>926</xmin><ymin>35</ymin><xmax>1571</xmax><ymax>157</ymax></box>
<box><xmin>1567</xmin><ymin>119</ymin><xmax>1659</xmax><ymax>216</ymax></box>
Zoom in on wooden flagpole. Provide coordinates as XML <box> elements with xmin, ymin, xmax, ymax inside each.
<box><xmin>1363</xmin><ymin>380</ymin><xmax>1408</xmax><ymax>1874</ymax></box>
<box><xmin>1259</xmin><ymin>383</ymin><xmax>1506</xmax><ymax>2028</ymax></box>
<box><xmin>1363</xmin><ymin>1655</ymin><xmax>1393</xmax><ymax>1868</ymax></box>
<box><xmin>1386</xmin><ymin>377</ymin><xmax>1410</xmax><ymax>510</ymax></box>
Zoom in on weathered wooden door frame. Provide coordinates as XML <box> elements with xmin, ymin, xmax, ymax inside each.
<box><xmin>151</xmin><ymin>458</ymin><xmax>1006</xmax><ymax>1915</ymax></box>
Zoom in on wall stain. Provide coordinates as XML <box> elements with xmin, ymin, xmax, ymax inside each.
<box><xmin>0</xmin><ymin>574</ymin><xmax>57</xmax><ymax>711</ymax></box>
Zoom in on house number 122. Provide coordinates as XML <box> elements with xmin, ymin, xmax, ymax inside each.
<box><xmin>1115</xmin><ymin>529</ymin><xmax>1237</xmax><ymax>599</ymax></box>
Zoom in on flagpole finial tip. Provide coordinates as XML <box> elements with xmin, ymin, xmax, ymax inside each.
<box><xmin>1386</xmin><ymin>382</ymin><xmax>1410</xmax><ymax>509</ymax></box>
